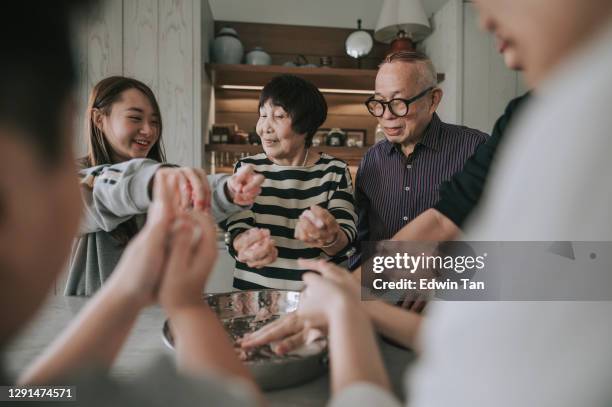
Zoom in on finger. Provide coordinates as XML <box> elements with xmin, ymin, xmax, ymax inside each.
<box><xmin>247</xmin><ymin>245</ymin><xmax>277</xmax><ymax>268</ymax></box>
<box><xmin>190</xmin><ymin>210</ymin><xmax>218</xmax><ymax>265</ymax></box>
<box><xmin>409</xmin><ymin>295</ymin><xmax>428</xmax><ymax>314</ymax></box>
<box><xmin>411</xmin><ymin>300</ymin><xmax>427</xmax><ymax>314</ymax></box>
<box><xmin>248</xmin><ymin>246</ymin><xmax>277</xmax><ymax>268</ymax></box>
<box><xmin>312</xmin><ymin>206</ymin><xmax>338</xmax><ymax>232</ymax></box>
<box><xmin>232</xmin><ymin>163</ymin><xmax>254</xmax><ymax>185</ymax></box>
<box><xmin>166</xmin><ymin>216</ymin><xmax>195</xmax><ymax>271</ymax></box>
<box><xmin>235</xmin><ymin>228</ymin><xmax>265</xmax><ymax>251</ymax></box>
<box><xmin>303</xmin><ymin>208</ymin><xmax>324</xmax><ymax>228</ymax></box>
<box><xmin>183</xmin><ymin>168</ymin><xmax>211</xmax><ymax>210</ymax></box>
<box><xmin>241</xmin><ymin>314</ymin><xmax>300</xmax><ymax>348</ymax></box>
<box><xmin>302</xmin><ymin>271</ymin><xmax>323</xmax><ymax>285</ymax></box>
<box><xmin>275</xmin><ymin>331</ymin><xmax>307</xmax><ymax>355</ymax></box>
<box><xmin>244</xmin><ymin>240</ymin><xmax>270</xmax><ymax>261</ymax></box>
<box><xmin>299</xmin><ymin>215</ymin><xmax>321</xmax><ymax>240</ymax></box>
<box><xmin>242</xmin><ymin>173</ymin><xmax>265</xmax><ymax>193</ymax></box>
<box><xmin>298</xmin><ymin>258</ymin><xmax>345</xmax><ymax>281</ymax></box>
<box><xmin>174</xmin><ymin>172</ymin><xmax>190</xmax><ymax>210</ymax></box>
<box><xmin>149</xmin><ymin>172</ymin><xmax>180</xmax><ymax>225</ymax></box>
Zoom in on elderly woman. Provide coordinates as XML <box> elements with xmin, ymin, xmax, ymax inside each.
<box><xmin>226</xmin><ymin>74</ymin><xmax>357</xmax><ymax>290</ymax></box>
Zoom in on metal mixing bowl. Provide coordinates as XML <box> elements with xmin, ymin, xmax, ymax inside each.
<box><xmin>162</xmin><ymin>289</ymin><xmax>328</xmax><ymax>390</ymax></box>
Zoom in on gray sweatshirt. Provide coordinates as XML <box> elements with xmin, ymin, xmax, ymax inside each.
<box><xmin>65</xmin><ymin>159</ymin><xmax>240</xmax><ymax>296</ymax></box>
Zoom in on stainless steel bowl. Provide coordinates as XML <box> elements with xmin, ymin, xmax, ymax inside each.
<box><xmin>162</xmin><ymin>289</ymin><xmax>328</xmax><ymax>390</ymax></box>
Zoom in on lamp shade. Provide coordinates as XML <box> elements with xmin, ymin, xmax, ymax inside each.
<box><xmin>375</xmin><ymin>0</ymin><xmax>431</xmax><ymax>43</ymax></box>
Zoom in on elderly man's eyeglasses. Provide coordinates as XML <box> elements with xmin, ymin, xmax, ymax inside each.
<box><xmin>365</xmin><ymin>87</ymin><xmax>434</xmax><ymax>117</ymax></box>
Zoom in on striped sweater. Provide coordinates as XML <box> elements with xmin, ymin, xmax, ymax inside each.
<box><xmin>226</xmin><ymin>153</ymin><xmax>357</xmax><ymax>290</ymax></box>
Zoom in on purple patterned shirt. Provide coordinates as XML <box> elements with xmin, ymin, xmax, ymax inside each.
<box><xmin>350</xmin><ymin>113</ymin><xmax>488</xmax><ymax>268</ymax></box>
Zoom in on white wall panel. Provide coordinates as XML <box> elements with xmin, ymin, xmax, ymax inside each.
<box><xmin>73</xmin><ymin>0</ymin><xmax>203</xmax><ymax>168</ymax></box>
<box><xmin>86</xmin><ymin>0</ymin><xmax>123</xmax><ymax>89</ymax></box>
<box><xmin>159</xmin><ymin>0</ymin><xmax>194</xmax><ymax>166</ymax></box>
<box><xmin>462</xmin><ymin>2</ymin><xmax>523</xmax><ymax>134</ymax></box>
<box><xmin>123</xmin><ymin>0</ymin><xmax>159</xmax><ymax>93</ymax></box>
<box><xmin>423</xmin><ymin>0</ymin><xmax>463</xmax><ymax>125</ymax></box>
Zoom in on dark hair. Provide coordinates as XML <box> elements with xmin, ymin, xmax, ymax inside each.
<box><xmin>258</xmin><ymin>75</ymin><xmax>327</xmax><ymax>147</ymax></box>
<box><xmin>82</xmin><ymin>76</ymin><xmax>166</xmax><ymax>167</ymax></box>
<box><xmin>81</xmin><ymin>76</ymin><xmax>166</xmax><ymax>246</ymax></box>
<box><xmin>0</xmin><ymin>1</ymin><xmax>86</xmax><ymax>167</ymax></box>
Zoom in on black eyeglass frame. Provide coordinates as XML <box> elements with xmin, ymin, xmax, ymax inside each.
<box><xmin>365</xmin><ymin>86</ymin><xmax>435</xmax><ymax>117</ymax></box>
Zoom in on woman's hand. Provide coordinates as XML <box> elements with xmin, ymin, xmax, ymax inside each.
<box><xmin>233</xmin><ymin>227</ymin><xmax>278</xmax><ymax>268</ymax></box>
<box><xmin>295</xmin><ymin>205</ymin><xmax>342</xmax><ymax>249</ymax></box>
<box><xmin>226</xmin><ymin>164</ymin><xmax>264</xmax><ymax>206</ymax></box>
<box><xmin>297</xmin><ymin>259</ymin><xmax>361</xmax><ymax>330</ymax></box>
<box><xmin>154</xmin><ymin>167</ymin><xmax>211</xmax><ymax>210</ymax></box>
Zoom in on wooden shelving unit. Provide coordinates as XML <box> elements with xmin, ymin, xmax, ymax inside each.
<box><xmin>206</xmin><ymin>63</ymin><xmax>444</xmax><ymax>92</ymax></box>
<box><xmin>206</xmin><ymin>63</ymin><xmax>376</xmax><ymax>92</ymax></box>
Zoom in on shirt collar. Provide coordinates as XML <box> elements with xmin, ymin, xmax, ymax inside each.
<box><xmin>382</xmin><ymin>112</ymin><xmax>443</xmax><ymax>156</ymax></box>
<box><xmin>419</xmin><ymin>112</ymin><xmax>442</xmax><ymax>151</ymax></box>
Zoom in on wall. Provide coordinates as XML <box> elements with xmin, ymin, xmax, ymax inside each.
<box><xmin>72</xmin><ymin>0</ymin><xmax>204</xmax><ymax>168</ymax></box>
<box><xmin>423</xmin><ymin>0</ymin><xmax>529</xmax><ymax>132</ymax></box>
<box><xmin>422</xmin><ymin>0</ymin><xmax>463</xmax><ymax>124</ymax></box>
<box><xmin>208</xmin><ymin>0</ymin><xmax>449</xmax><ymax>29</ymax></box>
<box><xmin>462</xmin><ymin>2</ymin><xmax>529</xmax><ymax>133</ymax></box>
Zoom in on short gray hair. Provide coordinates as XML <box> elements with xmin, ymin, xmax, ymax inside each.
<box><xmin>379</xmin><ymin>51</ymin><xmax>438</xmax><ymax>88</ymax></box>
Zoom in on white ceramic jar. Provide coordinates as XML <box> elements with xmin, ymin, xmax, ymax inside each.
<box><xmin>211</xmin><ymin>27</ymin><xmax>244</xmax><ymax>64</ymax></box>
<box><xmin>245</xmin><ymin>46</ymin><xmax>272</xmax><ymax>65</ymax></box>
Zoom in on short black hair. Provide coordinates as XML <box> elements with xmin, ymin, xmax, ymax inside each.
<box><xmin>258</xmin><ymin>75</ymin><xmax>327</xmax><ymax>147</ymax></box>
<box><xmin>0</xmin><ymin>1</ymin><xmax>88</xmax><ymax>167</ymax></box>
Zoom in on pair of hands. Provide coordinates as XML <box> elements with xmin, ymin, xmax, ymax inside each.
<box><xmin>240</xmin><ymin>259</ymin><xmax>361</xmax><ymax>354</ymax></box>
<box><xmin>153</xmin><ymin>164</ymin><xmax>264</xmax><ymax>210</ymax></box>
<box><xmin>109</xmin><ymin>170</ymin><xmax>217</xmax><ymax>311</ymax></box>
<box><xmin>233</xmin><ymin>205</ymin><xmax>341</xmax><ymax>268</ymax></box>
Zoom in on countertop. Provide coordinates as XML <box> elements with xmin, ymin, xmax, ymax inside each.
<box><xmin>4</xmin><ymin>295</ymin><xmax>415</xmax><ymax>406</ymax></box>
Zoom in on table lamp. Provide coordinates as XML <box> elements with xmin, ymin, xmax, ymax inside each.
<box><xmin>375</xmin><ymin>0</ymin><xmax>431</xmax><ymax>53</ymax></box>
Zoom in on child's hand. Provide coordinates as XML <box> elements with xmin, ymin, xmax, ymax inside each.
<box><xmin>233</xmin><ymin>228</ymin><xmax>277</xmax><ymax>268</ymax></box>
<box><xmin>226</xmin><ymin>164</ymin><xmax>264</xmax><ymax>206</ymax></box>
<box><xmin>295</xmin><ymin>205</ymin><xmax>341</xmax><ymax>248</ymax></box>
<box><xmin>154</xmin><ymin>167</ymin><xmax>211</xmax><ymax>210</ymax></box>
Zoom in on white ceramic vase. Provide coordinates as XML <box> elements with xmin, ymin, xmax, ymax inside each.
<box><xmin>211</xmin><ymin>27</ymin><xmax>244</xmax><ymax>64</ymax></box>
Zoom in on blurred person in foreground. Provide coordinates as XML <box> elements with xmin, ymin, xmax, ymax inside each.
<box><xmin>0</xmin><ymin>2</ymin><xmax>262</xmax><ymax>405</ymax></box>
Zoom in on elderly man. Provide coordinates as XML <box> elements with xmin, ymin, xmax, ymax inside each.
<box><xmin>350</xmin><ymin>51</ymin><xmax>487</xmax><ymax>268</ymax></box>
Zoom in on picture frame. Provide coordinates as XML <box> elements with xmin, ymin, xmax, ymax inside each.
<box><xmin>312</xmin><ymin>128</ymin><xmax>329</xmax><ymax>147</ymax></box>
<box><xmin>311</xmin><ymin>128</ymin><xmax>367</xmax><ymax>147</ymax></box>
<box><xmin>344</xmin><ymin>128</ymin><xmax>366</xmax><ymax>147</ymax></box>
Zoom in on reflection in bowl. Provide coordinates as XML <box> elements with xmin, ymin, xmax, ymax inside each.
<box><xmin>162</xmin><ymin>289</ymin><xmax>328</xmax><ymax>390</ymax></box>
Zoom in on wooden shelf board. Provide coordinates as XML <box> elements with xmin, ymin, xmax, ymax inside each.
<box><xmin>206</xmin><ymin>63</ymin><xmax>376</xmax><ymax>91</ymax></box>
<box><xmin>206</xmin><ymin>63</ymin><xmax>445</xmax><ymax>91</ymax></box>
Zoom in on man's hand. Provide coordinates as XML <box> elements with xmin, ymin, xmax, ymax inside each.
<box><xmin>226</xmin><ymin>164</ymin><xmax>264</xmax><ymax>206</ymax></box>
<box><xmin>233</xmin><ymin>227</ymin><xmax>277</xmax><ymax>268</ymax></box>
